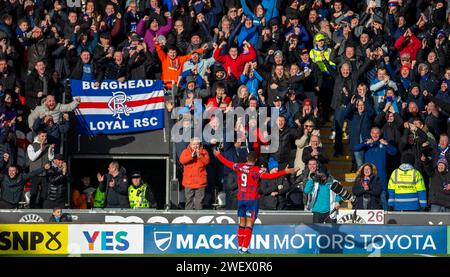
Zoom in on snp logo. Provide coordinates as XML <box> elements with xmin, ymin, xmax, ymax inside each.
<box><xmin>154</xmin><ymin>232</ymin><xmax>172</xmax><ymax>252</ymax></box>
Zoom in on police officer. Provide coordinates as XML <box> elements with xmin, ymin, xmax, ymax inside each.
<box><xmin>128</xmin><ymin>171</ymin><xmax>152</xmax><ymax>208</ymax></box>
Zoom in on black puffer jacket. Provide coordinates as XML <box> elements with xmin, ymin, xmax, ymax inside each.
<box><xmin>272</xmin><ymin>127</ymin><xmax>303</xmax><ymax>166</ymax></box>
<box><xmin>44</xmin><ymin>165</ymin><xmax>68</xmax><ymax>202</ymax></box>
<box><xmin>99</xmin><ymin>167</ymin><xmax>130</xmax><ymax>208</ymax></box>
<box><xmin>0</xmin><ymin>167</ymin><xmax>45</xmax><ymax>204</ymax></box>
<box><xmin>429</xmin><ymin>169</ymin><xmax>450</xmax><ymax>208</ymax></box>
<box><xmin>259</xmin><ymin>175</ymin><xmax>291</xmax><ymax>210</ymax></box>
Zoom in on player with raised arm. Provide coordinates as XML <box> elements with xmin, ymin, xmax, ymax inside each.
<box><xmin>214</xmin><ymin>149</ymin><xmax>299</xmax><ymax>254</ymax></box>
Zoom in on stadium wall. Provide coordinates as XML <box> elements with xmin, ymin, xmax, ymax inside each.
<box><xmin>2</xmin><ymin>209</ymin><xmax>450</xmax><ymax>225</ymax></box>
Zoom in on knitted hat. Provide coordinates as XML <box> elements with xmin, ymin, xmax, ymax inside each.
<box><xmin>437</xmin><ymin>158</ymin><xmax>448</xmax><ymax>168</ymax></box>
<box><xmin>268</xmin><ymin>157</ymin><xmax>279</xmax><ymax>171</ymax></box>
<box><xmin>387</xmin><ymin>0</ymin><xmax>399</xmax><ymax>6</ymax></box>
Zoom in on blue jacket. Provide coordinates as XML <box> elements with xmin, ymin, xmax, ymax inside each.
<box><xmin>354</xmin><ymin>141</ymin><xmax>398</xmax><ymax>190</ymax></box>
<box><xmin>344</xmin><ymin>104</ymin><xmax>374</xmax><ymax>149</ymax></box>
<box><xmin>237</xmin><ymin>25</ymin><xmax>259</xmax><ymax>49</ymax></box>
<box><xmin>240</xmin><ymin>70</ymin><xmax>263</xmax><ymax>99</ymax></box>
<box><xmin>305</xmin><ymin>178</ymin><xmax>342</xmax><ymax>214</ymax></box>
<box><xmin>240</xmin><ymin>0</ymin><xmax>264</xmax><ymax>26</ymax></box>
<box><xmin>262</xmin><ymin>0</ymin><xmax>278</xmax><ymax>23</ymax></box>
<box><xmin>284</xmin><ymin>25</ymin><xmax>310</xmax><ymax>50</ymax></box>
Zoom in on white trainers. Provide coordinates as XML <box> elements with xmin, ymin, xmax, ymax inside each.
<box><xmin>329</xmin><ymin>131</ymin><xmax>336</xmax><ymax>140</ymax></box>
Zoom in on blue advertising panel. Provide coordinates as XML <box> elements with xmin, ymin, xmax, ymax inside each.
<box><xmin>144</xmin><ymin>224</ymin><xmax>447</xmax><ymax>254</ymax></box>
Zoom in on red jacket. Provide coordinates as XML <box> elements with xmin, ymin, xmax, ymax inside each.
<box><xmin>394</xmin><ymin>34</ymin><xmax>422</xmax><ymax>61</ymax></box>
<box><xmin>213</xmin><ymin>45</ymin><xmax>256</xmax><ymax>79</ymax></box>
<box><xmin>179</xmin><ymin>146</ymin><xmax>210</xmax><ymax>189</ymax></box>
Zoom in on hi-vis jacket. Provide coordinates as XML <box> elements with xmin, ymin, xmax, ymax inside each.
<box><xmin>309</xmin><ymin>47</ymin><xmax>335</xmax><ymax>74</ymax></box>
<box><xmin>128</xmin><ymin>182</ymin><xmax>150</xmax><ymax>208</ymax></box>
<box><xmin>388</xmin><ymin>164</ymin><xmax>427</xmax><ymax>211</ymax></box>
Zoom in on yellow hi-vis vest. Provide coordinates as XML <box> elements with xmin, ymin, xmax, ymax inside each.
<box><xmin>128</xmin><ymin>183</ymin><xmax>150</xmax><ymax>208</ymax></box>
<box><xmin>388</xmin><ymin>167</ymin><xmax>427</xmax><ymax>210</ymax></box>
<box><xmin>388</xmin><ymin>168</ymin><xmax>425</xmax><ymax>194</ymax></box>
<box><xmin>309</xmin><ymin>48</ymin><xmax>335</xmax><ymax>73</ymax></box>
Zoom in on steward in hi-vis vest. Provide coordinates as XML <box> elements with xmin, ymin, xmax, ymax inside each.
<box><xmin>388</xmin><ymin>154</ymin><xmax>427</xmax><ymax>211</ymax></box>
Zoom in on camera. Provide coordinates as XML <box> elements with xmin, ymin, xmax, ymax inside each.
<box><xmin>331</xmin><ymin>180</ymin><xmax>356</xmax><ymax>203</ymax></box>
<box><xmin>310</xmin><ymin>172</ymin><xmax>327</xmax><ymax>183</ymax></box>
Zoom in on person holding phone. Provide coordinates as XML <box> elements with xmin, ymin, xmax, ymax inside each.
<box><xmin>380</xmin><ymin>87</ymin><xmax>401</xmax><ymax>114</ymax></box>
<box><xmin>370</xmin><ymin>68</ymin><xmax>398</xmax><ymax>113</ymax></box>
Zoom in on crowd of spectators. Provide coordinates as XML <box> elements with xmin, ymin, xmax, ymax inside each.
<box><xmin>0</xmin><ymin>0</ymin><xmax>448</xmax><ymax>212</ymax></box>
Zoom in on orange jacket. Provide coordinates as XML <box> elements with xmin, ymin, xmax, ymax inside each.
<box><xmin>71</xmin><ymin>190</ymin><xmax>88</xmax><ymax>209</ymax></box>
<box><xmin>155</xmin><ymin>43</ymin><xmax>204</xmax><ymax>89</ymax></box>
<box><xmin>179</xmin><ymin>146</ymin><xmax>210</xmax><ymax>189</ymax></box>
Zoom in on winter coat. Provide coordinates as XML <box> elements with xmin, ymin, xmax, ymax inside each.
<box><xmin>352</xmin><ymin>164</ymin><xmax>382</xmax><ymax>209</ymax></box>
<box><xmin>394</xmin><ymin>34</ymin><xmax>422</xmax><ymax>61</ymax></box>
<box><xmin>69</xmin><ymin>59</ymin><xmax>99</xmax><ymax>81</ymax></box>
<box><xmin>345</xmin><ymin>104</ymin><xmax>375</xmax><ymax>149</ymax></box>
<box><xmin>136</xmin><ymin>17</ymin><xmax>173</xmax><ymax>53</ymax></box>
<box><xmin>155</xmin><ymin>43</ymin><xmax>204</xmax><ymax>88</ymax></box>
<box><xmin>0</xmin><ymin>167</ymin><xmax>45</xmax><ymax>204</ymax></box>
<box><xmin>223</xmin><ymin>142</ymin><xmax>248</xmax><ymax>175</ymax></box>
<box><xmin>27</xmin><ymin>36</ymin><xmax>58</xmax><ymax>71</ymax></box>
<box><xmin>213</xmin><ymin>44</ymin><xmax>256</xmax><ymax>79</ymax></box>
<box><xmin>294</xmin><ymin>134</ymin><xmax>309</xmax><ymax>172</ymax></box>
<box><xmin>272</xmin><ymin>127</ymin><xmax>302</xmax><ymax>166</ymax></box>
<box><xmin>302</xmin><ymin>146</ymin><xmax>329</xmax><ymax>165</ymax></box>
<box><xmin>99</xmin><ymin>167</ymin><xmax>130</xmax><ymax>208</ymax></box>
<box><xmin>179</xmin><ymin>145</ymin><xmax>210</xmax><ymax>189</ymax></box>
<box><xmin>28</xmin><ymin>98</ymin><xmax>80</xmax><ymax>129</ymax></box>
<box><xmin>374</xmin><ymin>112</ymin><xmax>403</xmax><ymax>148</ymax></box>
<box><xmin>43</xmin><ymin>164</ymin><xmax>67</xmax><ymax>203</ymax></box>
<box><xmin>259</xmin><ymin>175</ymin><xmax>291</xmax><ymax>210</ymax></box>
<box><xmin>354</xmin><ymin>141</ymin><xmax>398</xmax><ymax>190</ymax></box>
<box><xmin>325</xmin><ymin>58</ymin><xmax>371</xmax><ymax>110</ymax></box>
<box><xmin>24</xmin><ymin>70</ymin><xmax>51</xmax><ymax>110</ymax></box>
<box><xmin>428</xmin><ymin>169</ymin><xmax>450</xmax><ymax>208</ymax></box>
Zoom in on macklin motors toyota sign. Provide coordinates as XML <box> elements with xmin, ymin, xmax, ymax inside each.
<box><xmin>144</xmin><ymin>224</ymin><xmax>447</xmax><ymax>255</ymax></box>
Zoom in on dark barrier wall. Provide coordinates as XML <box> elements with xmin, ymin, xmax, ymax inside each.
<box><xmin>66</xmin><ymin>109</ymin><xmax>171</xmax><ymax>155</ymax></box>
<box><xmin>67</xmin><ymin>128</ymin><xmax>170</xmax><ymax>155</ymax></box>
<box><xmin>2</xmin><ymin>210</ymin><xmax>450</xmax><ymax>225</ymax></box>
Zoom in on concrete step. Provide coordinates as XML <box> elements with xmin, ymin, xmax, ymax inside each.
<box><xmin>323</xmin><ymin>147</ymin><xmax>354</xmax><ymax>159</ymax></box>
<box><xmin>329</xmin><ymin>155</ymin><xmax>352</xmax><ymax>162</ymax></box>
<box><xmin>321</xmin><ymin>137</ymin><xmax>349</xmax><ymax>145</ymax></box>
<box><xmin>341</xmin><ymin>181</ymin><xmax>354</xmax><ymax>188</ymax></box>
<box><xmin>333</xmin><ymin>173</ymin><xmax>357</xmax><ymax>182</ymax></box>
<box><xmin>327</xmin><ymin>162</ymin><xmax>352</xmax><ymax>169</ymax></box>
<box><xmin>321</xmin><ymin>121</ymin><xmax>332</xmax><ymax>128</ymax></box>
